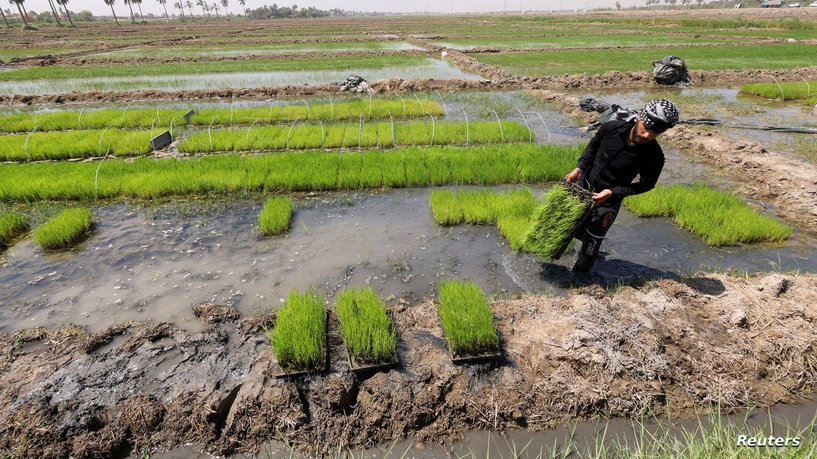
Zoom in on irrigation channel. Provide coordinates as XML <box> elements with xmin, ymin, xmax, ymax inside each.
<box><xmin>3</xmin><ymin>88</ymin><xmax>817</xmax><ymax>457</ymax></box>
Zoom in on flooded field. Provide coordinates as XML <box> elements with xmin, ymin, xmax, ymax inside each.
<box><xmin>3</xmin><ymin>10</ymin><xmax>817</xmax><ymax>458</ymax></box>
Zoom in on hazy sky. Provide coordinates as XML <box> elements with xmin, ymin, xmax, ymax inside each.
<box><xmin>16</xmin><ymin>0</ymin><xmax>651</xmax><ymax>19</ymax></box>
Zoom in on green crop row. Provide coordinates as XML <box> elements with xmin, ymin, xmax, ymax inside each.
<box><xmin>436</xmin><ymin>279</ymin><xmax>499</xmax><ymax>357</ymax></box>
<box><xmin>624</xmin><ymin>184</ymin><xmax>792</xmax><ymax>246</ymax></box>
<box><xmin>177</xmin><ymin>120</ymin><xmax>531</xmax><ymax>153</ymax></box>
<box><xmin>0</xmin><ymin>128</ymin><xmax>153</xmax><ymax>161</ymax></box>
<box><xmin>0</xmin><ymin>144</ymin><xmax>580</xmax><ymax>202</ymax></box>
<box><xmin>0</xmin><ymin>98</ymin><xmax>445</xmax><ymax>133</ymax></box>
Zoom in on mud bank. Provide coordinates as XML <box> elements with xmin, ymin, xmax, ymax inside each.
<box><xmin>1</xmin><ymin>273</ymin><xmax>816</xmax><ymax>457</ymax></box>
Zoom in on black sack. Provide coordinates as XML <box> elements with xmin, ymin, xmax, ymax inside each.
<box><xmin>652</xmin><ymin>55</ymin><xmax>691</xmax><ymax>86</ymax></box>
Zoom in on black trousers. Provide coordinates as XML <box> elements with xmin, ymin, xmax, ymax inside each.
<box><xmin>572</xmin><ymin>199</ymin><xmax>621</xmax><ymax>272</ymax></box>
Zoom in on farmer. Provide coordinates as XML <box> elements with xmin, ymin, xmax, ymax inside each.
<box><xmin>564</xmin><ymin>99</ymin><xmax>680</xmax><ymax>272</ymax></box>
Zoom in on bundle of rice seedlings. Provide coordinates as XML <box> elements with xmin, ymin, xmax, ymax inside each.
<box><xmin>522</xmin><ymin>180</ymin><xmax>593</xmax><ymax>260</ymax></box>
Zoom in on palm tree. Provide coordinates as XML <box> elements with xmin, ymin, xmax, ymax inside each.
<box><xmin>132</xmin><ymin>0</ymin><xmax>145</xmax><ymax>21</ymax></box>
<box><xmin>1</xmin><ymin>7</ymin><xmax>10</xmax><ymax>27</ymax></box>
<box><xmin>55</xmin><ymin>0</ymin><xmax>75</xmax><ymax>25</ymax></box>
<box><xmin>46</xmin><ymin>0</ymin><xmax>63</xmax><ymax>25</ymax></box>
<box><xmin>123</xmin><ymin>0</ymin><xmax>136</xmax><ymax>22</ymax></box>
<box><xmin>220</xmin><ymin>0</ymin><xmax>228</xmax><ymax>16</ymax></box>
<box><xmin>211</xmin><ymin>1</ymin><xmax>219</xmax><ymax>17</ymax></box>
<box><xmin>104</xmin><ymin>0</ymin><xmax>121</xmax><ymax>25</ymax></box>
<box><xmin>238</xmin><ymin>0</ymin><xmax>245</xmax><ymax>16</ymax></box>
<box><xmin>173</xmin><ymin>0</ymin><xmax>185</xmax><ymax>19</ymax></box>
<box><xmin>196</xmin><ymin>0</ymin><xmax>205</xmax><ymax>16</ymax></box>
<box><xmin>158</xmin><ymin>0</ymin><xmax>170</xmax><ymax>20</ymax></box>
<box><xmin>185</xmin><ymin>0</ymin><xmax>193</xmax><ymax>16</ymax></box>
<box><xmin>11</xmin><ymin>0</ymin><xmax>35</xmax><ymax>28</ymax></box>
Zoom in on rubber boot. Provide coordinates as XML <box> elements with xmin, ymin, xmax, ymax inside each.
<box><xmin>572</xmin><ymin>231</ymin><xmax>604</xmax><ymax>272</ymax></box>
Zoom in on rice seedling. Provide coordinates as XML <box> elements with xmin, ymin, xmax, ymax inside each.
<box><xmin>436</xmin><ymin>279</ymin><xmax>499</xmax><ymax>357</ymax></box>
<box><xmin>32</xmin><ymin>208</ymin><xmax>95</xmax><ymax>251</ymax></box>
<box><xmin>0</xmin><ymin>129</ymin><xmax>153</xmax><ymax>161</ymax></box>
<box><xmin>0</xmin><ymin>99</ymin><xmax>444</xmax><ymax>134</ymax></box>
<box><xmin>624</xmin><ymin>184</ymin><xmax>793</xmax><ymax>246</ymax></box>
<box><xmin>258</xmin><ymin>197</ymin><xmax>292</xmax><ymax>236</ymax></box>
<box><xmin>0</xmin><ymin>144</ymin><xmax>580</xmax><ymax>202</ymax></box>
<box><xmin>0</xmin><ymin>212</ymin><xmax>30</xmax><ymax>245</ymax></box>
<box><xmin>335</xmin><ymin>287</ymin><xmax>397</xmax><ymax>365</ymax></box>
<box><xmin>176</xmin><ymin>120</ymin><xmax>530</xmax><ymax>154</ymax></box>
<box><xmin>521</xmin><ymin>182</ymin><xmax>594</xmax><ymax>260</ymax></box>
<box><xmin>429</xmin><ymin>189</ymin><xmax>463</xmax><ymax>226</ymax></box>
<box><xmin>266</xmin><ymin>288</ymin><xmax>326</xmax><ymax>373</ymax></box>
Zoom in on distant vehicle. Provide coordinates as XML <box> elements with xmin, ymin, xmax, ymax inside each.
<box><xmin>789</xmin><ymin>2</ymin><xmax>800</xmax><ymax>6</ymax></box>
<box><xmin>761</xmin><ymin>0</ymin><xmax>787</xmax><ymax>6</ymax></box>
<box><xmin>810</xmin><ymin>1</ymin><xmax>817</xmax><ymax>6</ymax></box>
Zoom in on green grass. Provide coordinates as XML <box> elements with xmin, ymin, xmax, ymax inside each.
<box><xmin>624</xmin><ymin>184</ymin><xmax>792</xmax><ymax>246</ymax></box>
<box><xmin>0</xmin><ymin>212</ymin><xmax>30</xmax><ymax>244</ymax></box>
<box><xmin>267</xmin><ymin>288</ymin><xmax>326</xmax><ymax>372</ymax></box>
<box><xmin>740</xmin><ymin>81</ymin><xmax>817</xmax><ymax>104</ymax></box>
<box><xmin>0</xmin><ymin>54</ymin><xmax>434</xmax><ymax>82</ymax></box>
<box><xmin>0</xmin><ymin>129</ymin><xmax>153</xmax><ymax>161</ymax></box>
<box><xmin>258</xmin><ymin>197</ymin><xmax>292</xmax><ymax>236</ymax></box>
<box><xmin>522</xmin><ymin>183</ymin><xmax>593</xmax><ymax>260</ymax></box>
<box><xmin>335</xmin><ymin>287</ymin><xmax>397</xmax><ymax>365</ymax></box>
<box><xmin>32</xmin><ymin>207</ymin><xmax>95</xmax><ymax>250</ymax></box>
<box><xmin>436</xmin><ymin>279</ymin><xmax>499</xmax><ymax>357</ymax></box>
<box><xmin>472</xmin><ymin>43</ymin><xmax>817</xmax><ymax>77</ymax></box>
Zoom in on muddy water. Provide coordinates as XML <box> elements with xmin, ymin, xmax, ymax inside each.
<box><xmin>3</xmin><ymin>184</ymin><xmax>816</xmax><ymax>335</ymax></box>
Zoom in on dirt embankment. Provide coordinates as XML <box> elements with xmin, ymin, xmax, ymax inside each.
<box><xmin>1</xmin><ymin>273</ymin><xmax>816</xmax><ymax>457</ymax></box>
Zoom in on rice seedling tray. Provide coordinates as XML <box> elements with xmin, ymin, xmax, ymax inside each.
<box><xmin>345</xmin><ymin>349</ymin><xmax>399</xmax><ymax>373</ymax></box>
<box><xmin>274</xmin><ymin>310</ymin><xmax>329</xmax><ymax>379</ymax></box>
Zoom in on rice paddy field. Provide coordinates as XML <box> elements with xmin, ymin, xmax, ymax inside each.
<box><xmin>2</xmin><ymin>6</ymin><xmax>817</xmax><ymax>458</ymax></box>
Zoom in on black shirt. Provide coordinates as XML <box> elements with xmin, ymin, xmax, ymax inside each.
<box><xmin>576</xmin><ymin>119</ymin><xmax>665</xmax><ymax>202</ymax></box>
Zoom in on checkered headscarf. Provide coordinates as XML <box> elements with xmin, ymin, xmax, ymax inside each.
<box><xmin>640</xmin><ymin>99</ymin><xmax>679</xmax><ymax>134</ymax></box>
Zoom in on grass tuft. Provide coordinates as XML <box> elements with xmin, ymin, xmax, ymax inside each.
<box><xmin>336</xmin><ymin>287</ymin><xmax>397</xmax><ymax>364</ymax></box>
<box><xmin>267</xmin><ymin>288</ymin><xmax>326</xmax><ymax>372</ymax></box>
<box><xmin>437</xmin><ymin>279</ymin><xmax>499</xmax><ymax>357</ymax></box>
<box><xmin>258</xmin><ymin>196</ymin><xmax>293</xmax><ymax>236</ymax></box>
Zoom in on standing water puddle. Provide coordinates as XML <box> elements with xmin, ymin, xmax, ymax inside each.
<box><xmin>2</xmin><ymin>186</ymin><xmax>816</xmax><ymax>334</ymax></box>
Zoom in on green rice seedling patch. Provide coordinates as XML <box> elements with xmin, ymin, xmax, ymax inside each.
<box><xmin>258</xmin><ymin>197</ymin><xmax>292</xmax><ymax>236</ymax></box>
<box><xmin>625</xmin><ymin>184</ymin><xmax>793</xmax><ymax>246</ymax></box>
<box><xmin>267</xmin><ymin>288</ymin><xmax>326</xmax><ymax>375</ymax></box>
<box><xmin>436</xmin><ymin>279</ymin><xmax>500</xmax><ymax>361</ymax></box>
<box><xmin>521</xmin><ymin>181</ymin><xmax>594</xmax><ymax>260</ymax></box>
<box><xmin>177</xmin><ymin>120</ymin><xmax>530</xmax><ymax>154</ymax></box>
<box><xmin>0</xmin><ymin>144</ymin><xmax>579</xmax><ymax>202</ymax></box>
<box><xmin>0</xmin><ymin>129</ymin><xmax>153</xmax><ymax>161</ymax></box>
<box><xmin>434</xmin><ymin>33</ymin><xmax>738</xmax><ymax>51</ymax></box>
<box><xmin>740</xmin><ymin>81</ymin><xmax>817</xmax><ymax>105</ymax></box>
<box><xmin>335</xmin><ymin>287</ymin><xmax>397</xmax><ymax>369</ymax></box>
<box><xmin>0</xmin><ymin>213</ymin><xmax>30</xmax><ymax>246</ymax></box>
<box><xmin>91</xmin><ymin>41</ymin><xmax>418</xmax><ymax>59</ymax></box>
<box><xmin>429</xmin><ymin>187</ymin><xmax>539</xmax><ymax>250</ymax></box>
<box><xmin>0</xmin><ymin>99</ymin><xmax>443</xmax><ymax>134</ymax></box>
<box><xmin>32</xmin><ymin>208</ymin><xmax>95</xmax><ymax>251</ymax></box>
<box><xmin>429</xmin><ymin>189</ymin><xmax>462</xmax><ymax>226</ymax></box>
<box><xmin>0</xmin><ymin>55</ymin><xmax>434</xmax><ymax>83</ymax></box>
<box><xmin>471</xmin><ymin>44</ymin><xmax>817</xmax><ymax>77</ymax></box>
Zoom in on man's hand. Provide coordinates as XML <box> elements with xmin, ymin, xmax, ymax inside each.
<box><xmin>565</xmin><ymin>167</ymin><xmax>583</xmax><ymax>183</ymax></box>
<box><xmin>592</xmin><ymin>189</ymin><xmax>612</xmax><ymax>205</ymax></box>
